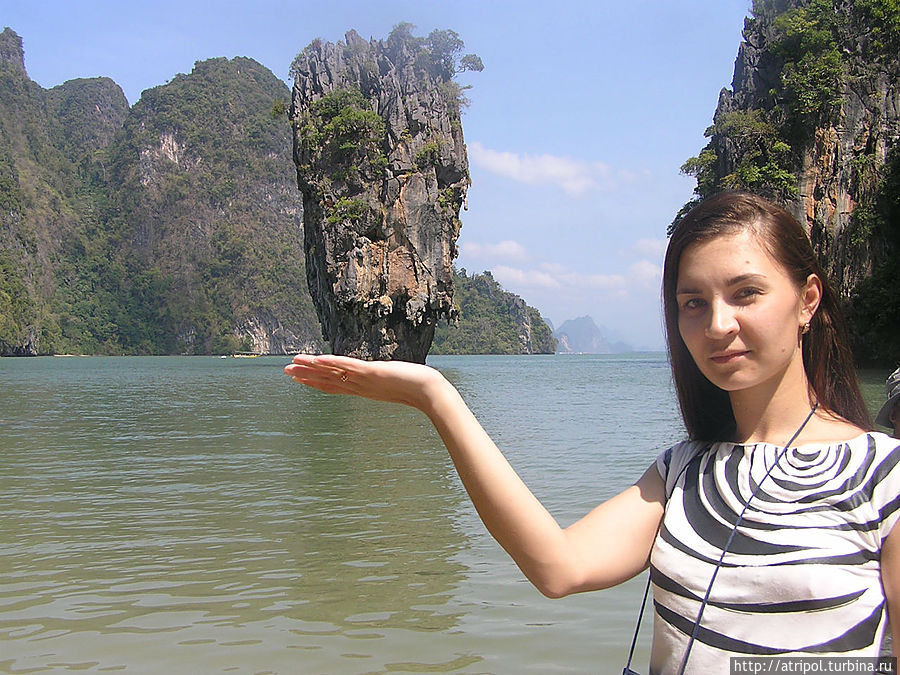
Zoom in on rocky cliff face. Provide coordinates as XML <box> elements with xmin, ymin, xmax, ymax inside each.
<box><xmin>0</xmin><ymin>28</ymin><xmax>129</xmax><ymax>355</ymax></box>
<box><xmin>108</xmin><ymin>56</ymin><xmax>322</xmax><ymax>355</ymax></box>
<box><xmin>0</xmin><ymin>27</ymin><xmax>25</xmax><ymax>73</ymax></box>
<box><xmin>703</xmin><ymin>1</ymin><xmax>900</xmax><ymax>296</ymax></box>
<box><xmin>290</xmin><ymin>29</ymin><xmax>472</xmax><ymax>362</ymax></box>
<box><xmin>0</xmin><ymin>31</ymin><xmax>323</xmax><ymax>356</ymax></box>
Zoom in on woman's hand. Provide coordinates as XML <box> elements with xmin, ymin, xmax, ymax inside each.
<box><xmin>283</xmin><ymin>354</ymin><xmax>448</xmax><ymax>411</ymax></box>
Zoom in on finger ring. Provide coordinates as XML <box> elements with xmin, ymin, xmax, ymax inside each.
<box><xmin>340</xmin><ymin>372</ymin><xmax>349</xmax><ymax>382</ymax></box>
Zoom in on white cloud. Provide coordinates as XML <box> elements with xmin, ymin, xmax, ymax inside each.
<box><xmin>628</xmin><ymin>260</ymin><xmax>663</xmax><ymax>290</ymax></box>
<box><xmin>584</xmin><ymin>273</ymin><xmax>627</xmax><ymax>291</ymax></box>
<box><xmin>628</xmin><ymin>237</ymin><xmax>668</xmax><ymax>259</ymax></box>
<box><xmin>460</xmin><ymin>239</ymin><xmax>529</xmax><ymax>262</ymax></box>
<box><xmin>492</xmin><ymin>265</ymin><xmax>562</xmax><ymax>289</ymax></box>
<box><xmin>492</xmin><ymin>263</ymin><xmax>626</xmax><ymax>294</ymax></box>
<box><xmin>538</xmin><ymin>262</ymin><xmax>571</xmax><ymax>275</ymax></box>
<box><xmin>616</xmin><ymin>168</ymin><xmax>652</xmax><ymax>183</ymax></box>
<box><xmin>468</xmin><ymin>141</ymin><xmax>614</xmax><ymax>196</ymax></box>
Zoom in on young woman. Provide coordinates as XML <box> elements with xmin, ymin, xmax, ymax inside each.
<box><xmin>284</xmin><ymin>192</ymin><xmax>900</xmax><ymax>672</ymax></box>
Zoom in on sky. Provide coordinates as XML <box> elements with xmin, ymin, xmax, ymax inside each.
<box><xmin>1</xmin><ymin>0</ymin><xmax>754</xmax><ymax>349</ymax></box>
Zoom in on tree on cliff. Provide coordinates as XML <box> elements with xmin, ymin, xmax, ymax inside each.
<box><xmin>678</xmin><ymin>0</ymin><xmax>900</xmax><ymax>364</ymax></box>
<box><xmin>384</xmin><ymin>23</ymin><xmax>484</xmax><ymax>80</ymax></box>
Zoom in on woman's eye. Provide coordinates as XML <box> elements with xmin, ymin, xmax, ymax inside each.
<box><xmin>735</xmin><ymin>287</ymin><xmax>762</xmax><ymax>301</ymax></box>
<box><xmin>681</xmin><ymin>298</ymin><xmax>705</xmax><ymax>311</ymax></box>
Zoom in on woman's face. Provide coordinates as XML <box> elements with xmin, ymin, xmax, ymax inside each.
<box><xmin>675</xmin><ymin>230</ymin><xmax>820</xmax><ymax>395</ymax></box>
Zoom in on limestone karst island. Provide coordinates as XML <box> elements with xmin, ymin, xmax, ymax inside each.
<box><xmin>292</xmin><ymin>27</ymin><xmax>477</xmax><ymax>363</ymax></box>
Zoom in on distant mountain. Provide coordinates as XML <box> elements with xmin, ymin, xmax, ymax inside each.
<box><xmin>553</xmin><ymin>316</ymin><xmax>632</xmax><ymax>354</ymax></box>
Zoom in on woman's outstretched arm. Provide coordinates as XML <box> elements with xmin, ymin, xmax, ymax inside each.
<box><xmin>284</xmin><ymin>353</ymin><xmax>666</xmax><ymax>598</ymax></box>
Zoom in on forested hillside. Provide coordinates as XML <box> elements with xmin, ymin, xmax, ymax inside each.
<box><xmin>0</xmin><ymin>28</ymin><xmax>130</xmax><ymax>355</ymax></box>
<box><xmin>103</xmin><ymin>56</ymin><xmax>321</xmax><ymax>355</ymax></box>
<box><xmin>431</xmin><ymin>269</ymin><xmax>556</xmax><ymax>355</ymax></box>
<box><xmin>0</xmin><ymin>27</ymin><xmax>321</xmax><ymax>355</ymax></box>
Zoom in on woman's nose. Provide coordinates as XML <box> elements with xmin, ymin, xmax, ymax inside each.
<box><xmin>705</xmin><ymin>300</ymin><xmax>738</xmax><ymax>339</ymax></box>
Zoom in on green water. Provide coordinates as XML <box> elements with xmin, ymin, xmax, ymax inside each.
<box><xmin>0</xmin><ymin>355</ymin><xmax>893</xmax><ymax>674</ymax></box>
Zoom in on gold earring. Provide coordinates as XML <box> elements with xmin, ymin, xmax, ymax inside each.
<box><xmin>801</xmin><ymin>321</ymin><xmax>810</xmax><ymax>335</ymax></box>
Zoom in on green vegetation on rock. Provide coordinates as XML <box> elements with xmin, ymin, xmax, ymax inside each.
<box><xmin>431</xmin><ymin>269</ymin><xmax>556</xmax><ymax>355</ymax></box>
<box><xmin>681</xmin><ymin>0</ymin><xmax>900</xmax><ymax>207</ymax></box>
<box><xmin>303</xmin><ymin>89</ymin><xmax>386</xmax><ymax>158</ymax></box>
<box><xmin>678</xmin><ymin>1</ymin><xmax>900</xmax><ymax>364</ymax></box>
<box><xmin>679</xmin><ymin>109</ymin><xmax>796</xmax><ymax>217</ymax></box>
<box><xmin>383</xmin><ymin>23</ymin><xmax>483</xmax><ymax>116</ymax></box>
<box><xmin>768</xmin><ymin>0</ymin><xmax>845</xmax><ymax>136</ymax></box>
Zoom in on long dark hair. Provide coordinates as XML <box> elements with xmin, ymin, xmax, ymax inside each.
<box><xmin>663</xmin><ymin>192</ymin><xmax>872</xmax><ymax>441</ymax></box>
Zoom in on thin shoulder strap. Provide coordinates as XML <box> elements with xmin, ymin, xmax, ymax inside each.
<box><xmin>623</xmin><ymin>573</ymin><xmax>653</xmax><ymax>674</ymax></box>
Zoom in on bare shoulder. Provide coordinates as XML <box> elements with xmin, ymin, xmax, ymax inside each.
<box><xmin>799</xmin><ymin>409</ymin><xmax>870</xmax><ymax>446</ymax></box>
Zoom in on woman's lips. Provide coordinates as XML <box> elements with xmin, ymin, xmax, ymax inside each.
<box><xmin>710</xmin><ymin>350</ymin><xmax>749</xmax><ymax>364</ymax></box>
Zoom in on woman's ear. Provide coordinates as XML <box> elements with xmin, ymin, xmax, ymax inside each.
<box><xmin>800</xmin><ymin>274</ymin><xmax>822</xmax><ymax>324</ymax></box>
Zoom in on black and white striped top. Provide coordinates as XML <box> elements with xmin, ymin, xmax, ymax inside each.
<box><xmin>649</xmin><ymin>432</ymin><xmax>900</xmax><ymax>674</ymax></box>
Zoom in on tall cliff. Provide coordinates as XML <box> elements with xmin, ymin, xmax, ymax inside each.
<box><xmin>0</xmin><ymin>28</ymin><xmax>322</xmax><ymax>355</ymax></box>
<box><xmin>105</xmin><ymin>56</ymin><xmax>321</xmax><ymax>355</ymax></box>
<box><xmin>681</xmin><ymin>0</ymin><xmax>900</xmax><ymax>363</ymax></box>
<box><xmin>0</xmin><ymin>27</ymin><xmax>129</xmax><ymax>355</ymax></box>
<box><xmin>290</xmin><ymin>26</ymin><xmax>479</xmax><ymax>363</ymax></box>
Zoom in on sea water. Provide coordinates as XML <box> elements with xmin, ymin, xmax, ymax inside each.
<box><xmin>0</xmin><ymin>354</ymin><xmax>891</xmax><ymax>674</ymax></box>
